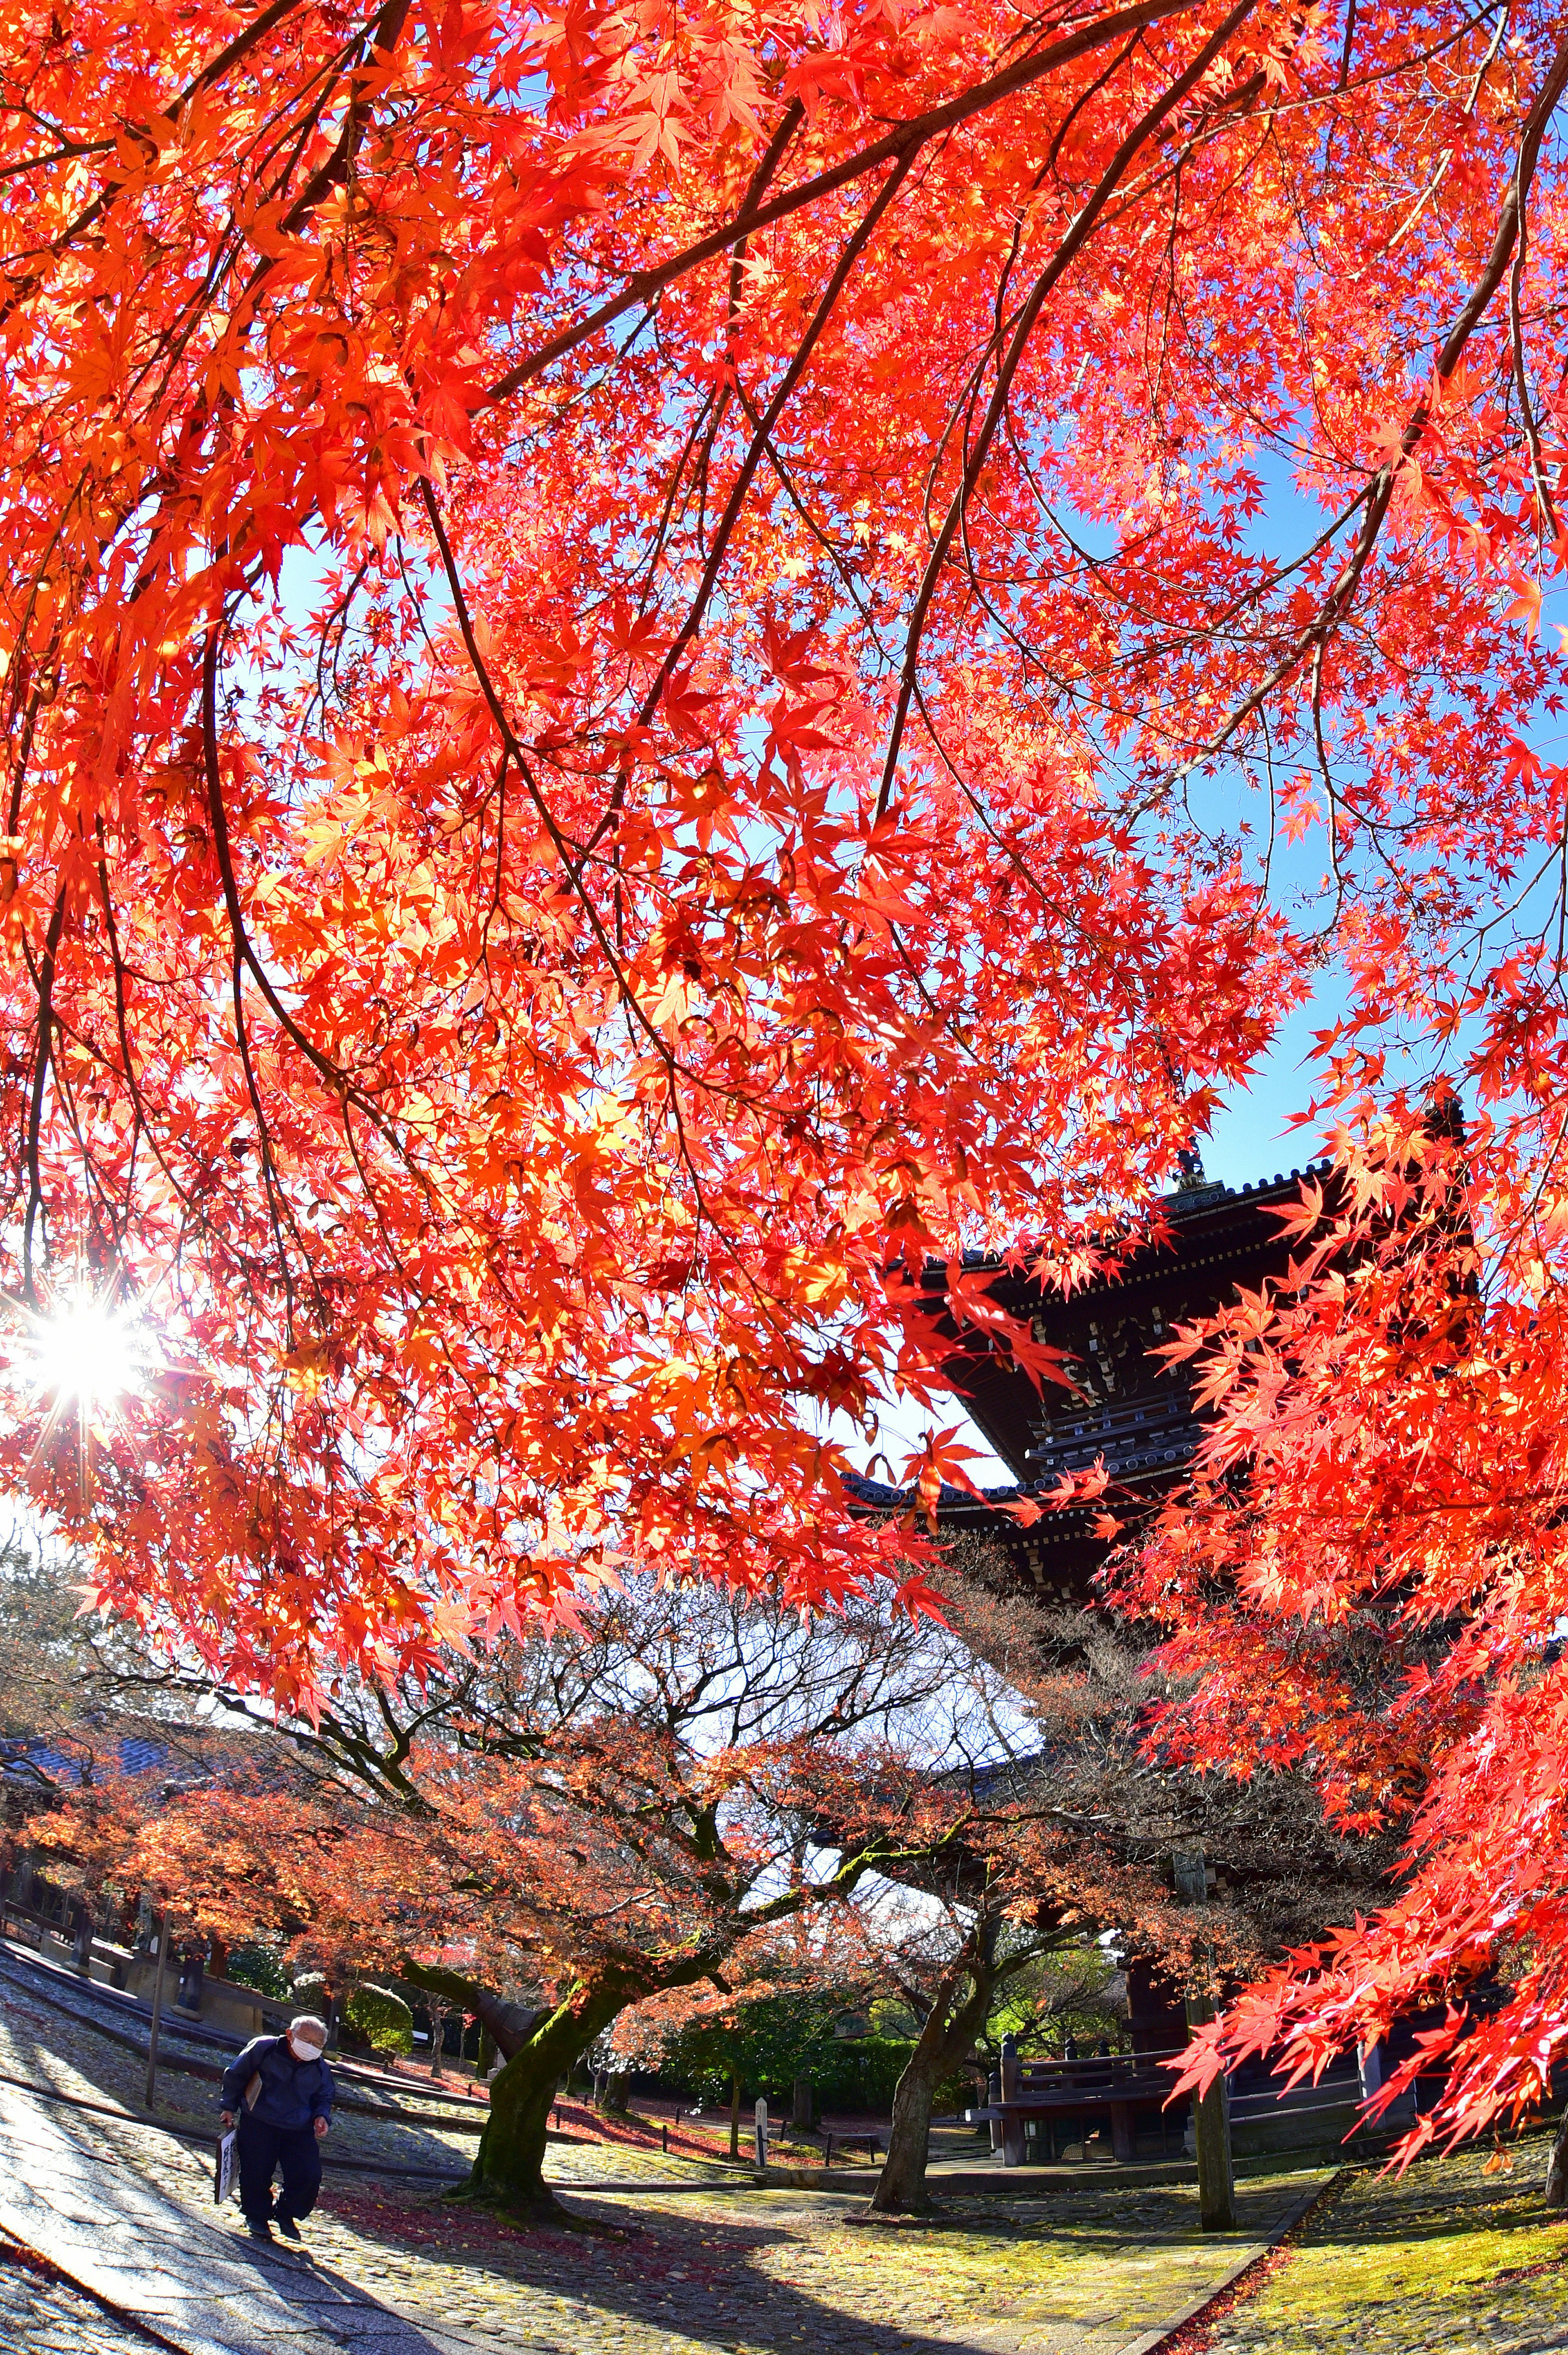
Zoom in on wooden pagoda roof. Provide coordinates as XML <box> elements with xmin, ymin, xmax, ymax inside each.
<box><xmin>851</xmin><ymin>1161</ymin><xmax>1334</xmax><ymax>1600</ymax></box>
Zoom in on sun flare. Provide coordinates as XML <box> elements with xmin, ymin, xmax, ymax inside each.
<box><xmin>29</xmin><ymin>1295</ymin><xmax>151</xmax><ymax>1414</ymax></box>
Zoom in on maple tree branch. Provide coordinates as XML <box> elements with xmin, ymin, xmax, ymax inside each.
<box><xmin>20</xmin><ymin>884</ymin><xmax>67</xmax><ymax>1301</ymax></box>
<box><xmin>416</xmin><ymin>478</ymin><xmax>786</xmax><ymax>1320</ymax></box>
<box><xmin>416</xmin><ymin>484</ymin><xmax>775</xmax><ymax>1208</ymax></box>
<box><xmin>278</xmin><ymin>0</ymin><xmax>412</xmax><ymax>234</ymax></box>
<box><xmin>485</xmin><ymin>0</ymin><xmax>1206</xmax><ymax>403</ymax></box>
<box><xmin>177</xmin><ymin>0</ymin><xmax>320</xmax><ymax>111</ymax></box>
<box><xmin>89</xmin><ymin>835</ymin><xmax>148</xmax><ymax>1187</ymax></box>
<box><xmin>0</xmin><ymin>137</ymin><xmax>116</xmax><ymax>187</ymax></box>
<box><xmin>230</xmin><ymin>945</ymin><xmax>299</xmax><ymax>1335</ymax></box>
<box><xmin>587</xmin><ymin>139</ymin><xmax>911</xmax><ymax>866</ymax></box>
<box><xmin>1336</xmin><ymin>0</ymin><xmax>1357</xmax><ymax>89</ymax></box>
<box><xmin>1508</xmin><ymin>199</ymin><xmax>1558</xmax><ymax>544</ymax></box>
<box><xmin>1464</xmin><ymin>4</ymin><xmax>1511</xmax><ymax>114</ymax></box>
<box><xmin>725</xmin><ymin>95</ymin><xmax>806</xmax><ymax>326</ymax></box>
<box><xmin>81</xmin><ymin>834</ymin><xmax>259</xmax><ymax>1279</ymax></box>
<box><xmin>635</xmin><ymin>149</ymin><xmax>915</xmax><ymax>738</ymax></box>
<box><xmin>688</xmin><ymin>100</ymin><xmax>808</xmax><ymax>554</ymax></box>
<box><xmin>1187</xmin><ymin>22</ymin><xmax>1568</xmax><ymax>776</ymax></box>
<box><xmin>200</xmin><ymin>617</ymin><xmax>395</xmax><ymax>1145</ymax></box>
<box><xmin>415</xmin><ymin>486</ymin><xmax>593</xmax><ymax>884</ymax></box>
<box><xmin>0</xmin><ymin>0</ymin><xmax>337</xmax><ymax>301</ymax></box>
<box><xmin>876</xmin><ymin>0</ymin><xmax>1260</xmax><ymax>821</ymax></box>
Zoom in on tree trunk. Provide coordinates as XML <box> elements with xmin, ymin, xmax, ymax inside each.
<box><xmin>728</xmin><ymin>2067</ymin><xmax>742</xmax><ymax>2160</ymax></box>
<box><xmin>1548</xmin><ymin>2109</ymin><xmax>1568</xmax><ymax>2207</ymax></box>
<box><xmin>603</xmin><ymin>2069</ymin><xmax>631</xmax><ymax>2114</ymax></box>
<box><xmin>791</xmin><ymin>2073</ymin><xmax>814</xmax><ymax>2132</ymax></box>
<box><xmin>873</xmin><ymin>2041</ymin><xmax>944</xmax><ymax>2211</ymax></box>
<box><xmin>403</xmin><ymin>1960</ymin><xmax>643</xmax><ymax>2216</ymax></box>
<box><xmin>869</xmin><ymin>1933</ymin><xmax>999</xmax><ymax>2216</ymax></box>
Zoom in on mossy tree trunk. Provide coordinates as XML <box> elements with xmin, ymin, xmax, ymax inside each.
<box><xmin>868</xmin><ymin>1923</ymin><xmax>1006</xmax><ymax>2216</ymax></box>
<box><xmin>405</xmin><ymin>1960</ymin><xmax>649</xmax><ymax>2215</ymax></box>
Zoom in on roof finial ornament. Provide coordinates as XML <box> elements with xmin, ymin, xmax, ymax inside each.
<box><xmin>1175</xmin><ymin>1142</ymin><xmax>1209</xmax><ymax>1192</ymax></box>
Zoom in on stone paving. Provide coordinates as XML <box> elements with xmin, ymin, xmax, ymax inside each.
<box><xmin>0</xmin><ymin>1972</ymin><xmax>1323</xmax><ymax>2355</ymax></box>
<box><xmin>0</xmin><ymin>2249</ymin><xmax>153</xmax><ymax>2354</ymax></box>
<box><xmin>8</xmin><ymin>1954</ymin><xmax>1568</xmax><ymax>2355</ymax></box>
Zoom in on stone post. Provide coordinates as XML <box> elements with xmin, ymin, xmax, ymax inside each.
<box><xmin>175</xmin><ymin>1949</ymin><xmax>204</xmax><ymax>2014</ymax></box>
<box><xmin>754</xmin><ymin>2098</ymin><xmax>768</xmax><ymax>2170</ymax></box>
<box><xmin>1359</xmin><ymin>2038</ymin><xmax>1415</xmax><ymax>2136</ymax></box>
<box><xmin>143</xmin><ymin>1915</ymin><xmax>170</xmax><ymax>2112</ymax></box>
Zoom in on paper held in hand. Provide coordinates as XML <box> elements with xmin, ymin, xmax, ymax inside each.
<box><xmin>214</xmin><ymin>2128</ymin><xmax>238</xmax><ymax>2205</ymax></box>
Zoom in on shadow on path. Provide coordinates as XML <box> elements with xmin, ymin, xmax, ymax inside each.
<box><xmin>307</xmin><ymin>2166</ymin><xmax>1316</xmax><ymax>2355</ymax></box>
<box><xmin>0</xmin><ymin>2065</ymin><xmax>469</xmax><ymax>2355</ymax></box>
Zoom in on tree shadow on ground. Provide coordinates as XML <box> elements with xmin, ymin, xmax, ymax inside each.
<box><xmin>313</xmin><ymin>2175</ymin><xmax>1313</xmax><ymax>2355</ymax></box>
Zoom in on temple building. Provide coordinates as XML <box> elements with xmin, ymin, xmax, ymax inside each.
<box><xmin>851</xmin><ymin>1158</ymin><xmax>1425</xmax><ymax>2168</ymax></box>
<box><xmin>851</xmin><ymin>1159</ymin><xmax>1333</xmax><ymax>1591</ymax></box>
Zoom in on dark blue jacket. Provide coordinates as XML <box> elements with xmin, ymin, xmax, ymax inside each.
<box><xmin>220</xmin><ymin>2034</ymin><xmax>335</xmax><ymax>2132</ymax></box>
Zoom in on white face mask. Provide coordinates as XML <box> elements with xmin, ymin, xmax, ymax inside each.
<box><xmin>288</xmin><ymin>2036</ymin><xmax>324</xmax><ymax>2061</ymax></box>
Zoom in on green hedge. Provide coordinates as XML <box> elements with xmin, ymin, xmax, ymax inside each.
<box><xmin>225</xmin><ymin>1942</ymin><xmax>292</xmax><ymax>2000</ymax></box>
<box><xmin>800</xmin><ymin>2036</ymin><xmax>974</xmax><ymax>2117</ymax></box>
<box><xmin>345</xmin><ymin>1983</ymin><xmax>414</xmax><ymax>2057</ymax></box>
<box><xmin>661</xmin><ymin>2011</ymin><xmax>982</xmax><ymax>2119</ymax></box>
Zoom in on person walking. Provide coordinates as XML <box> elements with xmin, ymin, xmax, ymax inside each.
<box><xmin>219</xmin><ymin>2012</ymin><xmax>335</xmax><ymax>2242</ymax></box>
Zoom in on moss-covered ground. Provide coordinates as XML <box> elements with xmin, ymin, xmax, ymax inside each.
<box><xmin>1196</xmin><ymin>2139</ymin><xmax>1568</xmax><ymax>2354</ymax></box>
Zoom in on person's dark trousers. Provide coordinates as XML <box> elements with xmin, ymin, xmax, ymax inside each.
<box><xmin>236</xmin><ymin>2112</ymin><xmax>321</xmax><ymax>2224</ymax></box>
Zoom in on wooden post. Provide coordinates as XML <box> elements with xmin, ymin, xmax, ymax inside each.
<box><xmin>1185</xmin><ymin>1985</ymin><xmax>1236</xmax><ymax>2230</ymax></box>
<box><xmin>1000</xmin><ymin>2034</ymin><xmax>1025</xmax><ymax>2167</ymax></box>
<box><xmin>1174</xmin><ymin>1845</ymin><xmax>1236</xmax><ymax>2232</ymax></box>
<box><xmin>143</xmin><ymin>1914</ymin><xmax>169</xmax><ymax>2112</ymax></box>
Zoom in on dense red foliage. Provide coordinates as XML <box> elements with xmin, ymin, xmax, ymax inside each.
<box><xmin>11</xmin><ymin>0</ymin><xmax>1568</xmax><ymax>2158</ymax></box>
<box><xmin>1129</xmin><ymin>1114</ymin><xmax>1568</xmax><ymax>2160</ymax></box>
